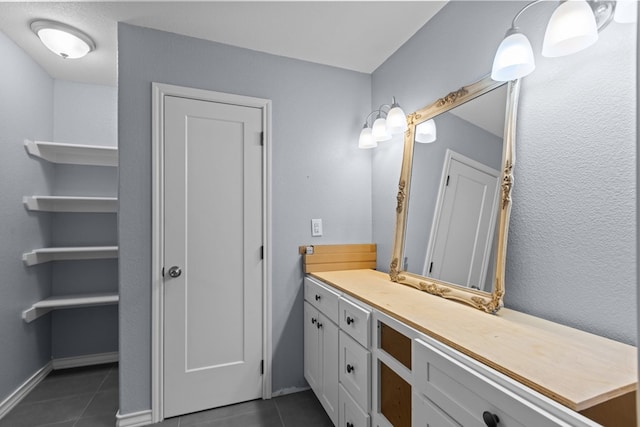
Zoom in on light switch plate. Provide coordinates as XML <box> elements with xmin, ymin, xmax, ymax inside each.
<box><xmin>311</xmin><ymin>218</ymin><xmax>323</xmax><ymax>237</ymax></box>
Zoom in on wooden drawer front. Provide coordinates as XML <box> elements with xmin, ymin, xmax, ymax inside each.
<box><xmin>340</xmin><ymin>331</ymin><xmax>371</xmax><ymax>412</ymax></box>
<box><xmin>340</xmin><ymin>384</ymin><xmax>371</xmax><ymax>427</ymax></box>
<box><xmin>305</xmin><ymin>277</ymin><xmax>339</xmax><ymax>322</ymax></box>
<box><xmin>413</xmin><ymin>338</ymin><xmax>563</xmax><ymax>427</ymax></box>
<box><xmin>413</xmin><ymin>392</ymin><xmax>460</xmax><ymax>427</ymax></box>
<box><xmin>339</xmin><ymin>297</ymin><xmax>371</xmax><ymax>348</ymax></box>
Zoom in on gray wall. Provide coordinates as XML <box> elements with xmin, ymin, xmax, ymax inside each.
<box><xmin>372</xmin><ymin>2</ymin><xmax>636</xmax><ymax>345</ymax></box>
<box><xmin>51</xmin><ymin>80</ymin><xmax>118</xmax><ymax>359</ymax></box>
<box><xmin>118</xmin><ymin>24</ymin><xmax>372</xmax><ymax>414</ymax></box>
<box><xmin>0</xmin><ymin>31</ymin><xmax>53</xmax><ymax>402</ymax></box>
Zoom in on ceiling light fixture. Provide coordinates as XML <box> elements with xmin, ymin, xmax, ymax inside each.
<box><xmin>491</xmin><ymin>0</ymin><xmax>620</xmax><ymax>82</ymax></box>
<box><xmin>31</xmin><ymin>20</ymin><xmax>95</xmax><ymax>59</ymax></box>
<box><xmin>358</xmin><ymin>97</ymin><xmax>407</xmax><ymax>149</ymax></box>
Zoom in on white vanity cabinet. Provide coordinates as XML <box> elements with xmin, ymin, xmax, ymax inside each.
<box><xmin>306</xmin><ymin>269</ymin><xmax>637</xmax><ymax>427</ymax></box>
<box><xmin>304</xmin><ymin>277</ymin><xmax>340</xmax><ymax>425</ymax></box>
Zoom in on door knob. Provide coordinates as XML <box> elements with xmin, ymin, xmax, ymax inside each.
<box><xmin>482</xmin><ymin>411</ymin><xmax>500</xmax><ymax>427</ymax></box>
<box><xmin>167</xmin><ymin>266</ymin><xmax>182</xmax><ymax>278</ymax></box>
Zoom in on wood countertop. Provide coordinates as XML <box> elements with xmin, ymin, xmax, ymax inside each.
<box><xmin>310</xmin><ymin>269</ymin><xmax>637</xmax><ymax>413</ymax></box>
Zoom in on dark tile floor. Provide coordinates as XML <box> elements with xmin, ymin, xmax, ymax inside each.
<box><xmin>0</xmin><ymin>363</ymin><xmax>333</xmax><ymax>427</ymax></box>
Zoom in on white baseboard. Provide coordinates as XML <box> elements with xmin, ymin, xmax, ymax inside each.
<box><xmin>116</xmin><ymin>409</ymin><xmax>153</xmax><ymax>427</ymax></box>
<box><xmin>52</xmin><ymin>351</ymin><xmax>119</xmax><ymax>370</ymax></box>
<box><xmin>0</xmin><ymin>362</ymin><xmax>52</xmax><ymax>420</ymax></box>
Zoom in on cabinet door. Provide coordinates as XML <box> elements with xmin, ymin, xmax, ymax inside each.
<box><xmin>319</xmin><ymin>312</ymin><xmax>339</xmax><ymax>426</ymax></box>
<box><xmin>304</xmin><ymin>301</ymin><xmax>320</xmax><ymax>393</ymax></box>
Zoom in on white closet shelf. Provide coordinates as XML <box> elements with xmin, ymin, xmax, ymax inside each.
<box><xmin>23</xmin><ymin>196</ymin><xmax>118</xmax><ymax>213</ymax></box>
<box><xmin>22</xmin><ymin>246</ymin><xmax>118</xmax><ymax>266</ymax></box>
<box><xmin>22</xmin><ymin>293</ymin><xmax>119</xmax><ymax>323</ymax></box>
<box><xmin>24</xmin><ymin>139</ymin><xmax>118</xmax><ymax>167</ymax></box>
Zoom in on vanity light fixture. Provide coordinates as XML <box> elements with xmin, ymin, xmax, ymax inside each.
<box><xmin>415</xmin><ymin>119</ymin><xmax>437</xmax><ymax>143</ymax></box>
<box><xmin>492</xmin><ymin>0</ymin><xmax>620</xmax><ymax>81</ymax></box>
<box><xmin>31</xmin><ymin>20</ymin><xmax>95</xmax><ymax>59</ymax></box>
<box><xmin>358</xmin><ymin>97</ymin><xmax>407</xmax><ymax>149</ymax></box>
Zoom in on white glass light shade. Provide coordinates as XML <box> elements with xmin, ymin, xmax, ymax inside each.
<box><xmin>358</xmin><ymin>127</ymin><xmax>377</xmax><ymax>149</ymax></box>
<box><xmin>386</xmin><ymin>105</ymin><xmax>407</xmax><ymax>134</ymax></box>
<box><xmin>415</xmin><ymin>119</ymin><xmax>437</xmax><ymax>143</ymax></box>
<box><xmin>491</xmin><ymin>31</ymin><xmax>535</xmax><ymax>81</ymax></box>
<box><xmin>31</xmin><ymin>20</ymin><xmax>95</xmax><ymax>59</ymax></box>
<box><xmin>372</xmin><ymin>117</ymin><xmax>392</xmax><ymax>141</ymax></box>
<box><xmin>542</xmin><ymin>0</ymin><xmax>598</xmax><ymax>57</ymax></box>
<box><xmin>614</xmin><ymin>0</ymin><xmax>638</xmax><ymax>23</ymax></box>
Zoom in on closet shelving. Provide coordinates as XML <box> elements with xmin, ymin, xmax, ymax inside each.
<box><xmin>22</xmin><ymin>293</ymin><xmax>119</xmax><ymax>323</ymax></box>
<box><xmin>22</xmin><ymin>139</ymin><xmax>119</xmax><ymax>323</ymax></box>
<box><xmin>24</xmin><ymin>139</ymin><xmax>118</xmax><ymax>166</ymax></box>
<box><xmin>23</xmin><ymin>196</ymin><xmax>118</xmax><ymax>213</ymax></box>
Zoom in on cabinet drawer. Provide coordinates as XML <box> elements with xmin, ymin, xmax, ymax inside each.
<box><xmin>340</xmin><ymin>331</ymin><xmax>371</xmax><ymax>412</ymax></box>
<box><xmin>412</xmin><ymin>392</ymin><xmax>460</xmax><ymax>427</ymax></box>
<box><xmin>339</xmin><ymin>297</ymin><xmax>371</xmax><ymax>348</ymax></box>
<box><xmin>305</xmin><ymin>277</ymin><xmax>339</xmax><ymax>322</ymax></box>
<box><xmin>340</xmin><ymin>384</ymin><xmax>370</xmax><ymax>427</ymax></box>
<box><xmin>413</xmin><ymin>338</ymin><xmax>564</xmax><ymax>427</ymax></box>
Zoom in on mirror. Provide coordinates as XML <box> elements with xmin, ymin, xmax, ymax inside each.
<box><xmin>390</xmin><ymin>75</ymin><xmax>520</xmax><ymax>313</ymax></box>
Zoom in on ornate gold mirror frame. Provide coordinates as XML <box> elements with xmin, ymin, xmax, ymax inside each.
<box><xmin>390</xmin><ymin>75</ymin><xmax>521</xmax><ymax>313</ymax></box>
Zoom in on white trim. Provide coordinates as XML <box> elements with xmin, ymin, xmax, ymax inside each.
<box><xmin>0</xmin><ymin>362</ymin><xmax>52</xmax><ymax>420</ymax></box>
<box><xmin>52</xmin><ymin>351</ymin><xmax>119</xmax><ymax>370</ymax></box>
<box><xmin>151</xmin><ymin>83</ymin><xmax>273</xmax><ymax>422</ymax></box>
<box><xmin>116</xmin><ymin>409</ymin><xmax>153</xmax><ymax>427</ymax></box>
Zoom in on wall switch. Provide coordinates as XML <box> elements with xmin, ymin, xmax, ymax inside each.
<box><xmin>311</xmin><ymin>219</ymin><xmax>323</xmax><ymax>237</ymax></box>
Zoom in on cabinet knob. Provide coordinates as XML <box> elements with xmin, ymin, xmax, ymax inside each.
<box><xmin>346</xmin><ymin>316</ymin><xmax>354</xmax><ymax>325</ymax></box>
<box><xmin>311</xmin><ymin>317</ymin><xmax>316</xmax><ymax>324</ymax></box>
<box><xmin>482</xmin><ymin>411</ymin><xmax>500</xmax><ymax>427</ymax></box>
<box><xmin>347</xmin><ymin>423</ymin><xmax>354</xmax><ymax>427</ymax></box>
<box><xmin>315</xmin><ymin>294</ymin><xmax>321</xmax><ymax>301</ymax></box>
<box><xmin>316</xmin><ymin>322</ymin><xmax>323</xmax><ymax>329</ymax></box>
<box><xmin>346</xmin><ymin>364</ymin><xmax>354</xmax><ymax>374</ymax></box>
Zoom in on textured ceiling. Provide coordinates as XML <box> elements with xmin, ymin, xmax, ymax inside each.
<box><xmin>0</xmin><ymin>1</ymin><xmax>447</xmax><ymax>86</ymax></box>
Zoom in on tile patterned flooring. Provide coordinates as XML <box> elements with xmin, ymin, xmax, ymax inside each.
<box><xmin>0</xmin><ymin>363</ymin><xmax>333</xmax><ymax>427</ymax></box>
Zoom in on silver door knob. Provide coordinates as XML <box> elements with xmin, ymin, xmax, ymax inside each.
<box><xmin>168</xmin><ymin>266</ymin><xmax>182</xmax><ymax>278</ymax></box>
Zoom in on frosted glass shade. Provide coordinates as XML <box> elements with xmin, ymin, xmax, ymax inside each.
<box><xmin>614</xmin><ymin>0</ymin><xmax>638</xmax><ymax>23</ymax></box>
<box><xmin>372</xmin><ymin>117</ymin><xmax>392</xmax><ymax>141</ymax></box>
<box><xmin>358</xmin><ymin>127</ymin><xmax>377</xmax><ymax>149</ymax></box>
<box><xmin>542</xmin><ymin>0</ymin><xmax>598</xmax><ymax>57</ymax></box>
<box><xmin>387</xmin><ymin>105</ymin><xmax>407</xmax><ymax>133</ymax></box>
<box><xmin>31</xmin><ymin>20</ymin><xmax>95</xmax><ymax>59</ymax></box>
<box><xmin>491</xmin><ymin>32</ymin><xmax>535</xmax><ymax>81</ymax></box>
<box><xmin>415</xmin><ymin>119</ymin><xmax>437</xmax><ymax>143</ymax></box>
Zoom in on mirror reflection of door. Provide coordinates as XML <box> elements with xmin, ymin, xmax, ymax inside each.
<box><xmin>423</xmin><ymin>149</ymin><xmax>500</xmax><ymax>291</ymax></box>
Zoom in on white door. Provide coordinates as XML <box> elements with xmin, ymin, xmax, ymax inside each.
<box><xmin>304</xmin><ymin>302</ymin><xmax>320</xmax><ymax>393</ymax></box>
<box><xmin>424</xmin><ymin>150</ymin><xmax>500</xmax><ymax>290</ymax></box>
<box><xmin>163</xmin><ymin>95</ymin><xmax>264</xmax><ymax>418</ymax></box>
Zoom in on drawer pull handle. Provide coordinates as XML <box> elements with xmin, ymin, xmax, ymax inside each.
<box><xmin>347</xmin><ymin>423</ymin><xmax>354</xmax><ymax>427</ymax></box>
<box><xmin>346</xmin><ymin>316</ymin><xmax>354</xmax><ymax>325</ymax></box>
<box><xmin>316</xmin><ymin>322</ymin><xmax>323</xmax><ymax>329</ymax></box>
<box><xmin>311</xmin><ymin>318</ymin><xmax>316</xmax><ymax>324</ymax></box>
<box><xmin>346</xmin><ymin>364</ymin><xmax>354</xmax><ymax>374</ymax></box>
<box><xmin>482</xmin><ymin>411</ymin><xmax>500</xmax><ymax>427</ymax></box>
<box><xmin>315</xmin><ymin>294</ymin><xmax>321</xmax><ymax>301</ymax></box>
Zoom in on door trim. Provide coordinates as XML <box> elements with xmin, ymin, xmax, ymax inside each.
<box><xmin>151</xmin><ymin>83</ymin><xmax>272</xmax><ymax>423</ymax></box>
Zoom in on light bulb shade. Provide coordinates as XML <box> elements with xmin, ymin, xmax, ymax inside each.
<box><xmin>31</xmin><ymin>20</ymin><xmax>95</xmax><ymax>59</ymax></box>
<box><xmin>386</xmin><ymin>105</ymin><xmax>407</xmax><ymax>133</ymax></box>
<box><xmin>491</xmin><ymin>31</ymin><xmax>535</xmax><ymax>81</ymax></box>
<box><xmin>372</xmin><ymin>117</ymin><xmax>392</xmax><ymax>141</ymax></box>
<box><xmin>415</xmin><ymin>119</ymin><xmax>437</xmax><ymax>143</ymax></box>
<box><xmin>542</xmin><ymin>0</ymin><xmax>598</xmax><ymax>58</ymax></box>
<box><xmin>614</xmin><ymin>0</ymin><xmax>638</xmax><ymax>23</ymax></box>
<box><xmin>358</xmin><ymin>127</ymin><xmax>377</xmax><ymax>149</ymax></box>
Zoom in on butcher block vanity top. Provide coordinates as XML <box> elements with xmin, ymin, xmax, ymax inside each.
<box><xmin>310</xmin><ymin>269</ymin><xmax>637</xmax><ymax>414</ymax></box>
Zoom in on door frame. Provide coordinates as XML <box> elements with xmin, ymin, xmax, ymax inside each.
<box><xmin>151</xmin><ymin>83</ymin><xmax>272</xmax><ymax>423</ymax></box>
<box><xmin>423</xmin><ymin>149</ymin><xmax>500</xmax><ymax>284</ymax></box>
